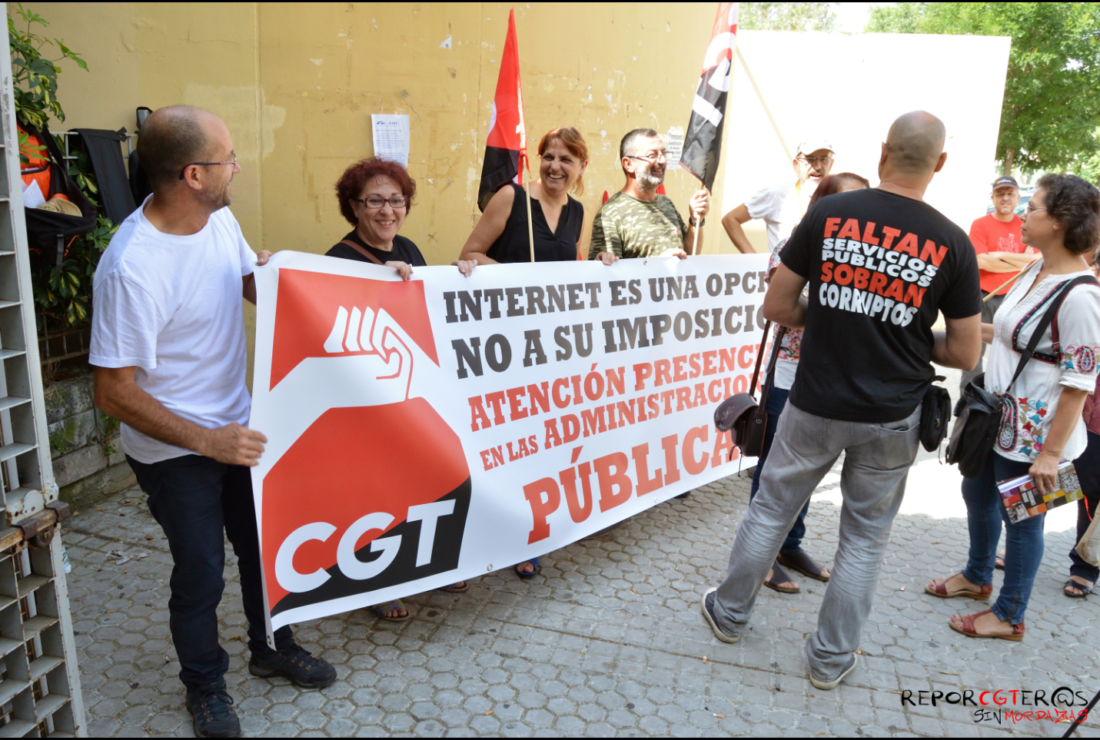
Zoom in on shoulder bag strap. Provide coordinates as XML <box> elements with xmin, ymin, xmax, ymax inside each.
<box><xmin>1005</xmin><ymin>275</ymin><xmax>1100</xmax><ymax>392</ymax></box>
<box><xmin>340</xmin><ymin>239</ymin><xmax>385</xmax><ymax>266</ymax></box>
<box><xmin>758</xmin><ymin>326</ymin><xmax>789</xmax><ymax>409</ymax></box>
<box><xmin>749</xmin><ymin>320</ymin><xmax>771</xmax><ymax>397</ymax></box>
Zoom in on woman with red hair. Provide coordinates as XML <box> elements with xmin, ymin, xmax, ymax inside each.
<box><xmin>460</xmin><ymin>127</ymin><xmax>616</xmax><ymax>266</ymax></box>
<box><xmin>328</xmin><ymin>158</ymin><xmax>474</xmax><ymax>621</ymax></box>
<box><xmin>459</xmin><ymin>127</ymin><xmax>616</xmax><ymax>579</ymax></box>
<box><xmin>330</xmin><ymin>157</ymin><xmax>476</xmax><ymax>279</ymax></box>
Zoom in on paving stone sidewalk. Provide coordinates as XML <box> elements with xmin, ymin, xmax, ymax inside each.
<box><xmin>60</xmin><ymin>452</ymin><xmax>1100</xmax><ymax>739</ymax></box>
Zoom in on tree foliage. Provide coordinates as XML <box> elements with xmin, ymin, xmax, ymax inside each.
<box><xmin>740</xmin><ymin>3</ymin><xmax>837</xmax><ymax>32</ymax></box>
<box><xmin>866</xmin><ymin>2</ymin><xmax>1100</xmax><ymax>177</ymax></box>
<box><xmin>8</xmin><ymin>3</ymin><xmax>86</xmax><ymax>131</ymax></box>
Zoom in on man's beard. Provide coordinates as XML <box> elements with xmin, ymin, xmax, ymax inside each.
<box><xmin>638</xmin><ymin>165</ymin><xmax>665</xmax><ymax>191</ymax></box>
<box><xmin>199</xmin><ymin>182</ymin><xmax>232</xmax><ymax>212</ymax></box>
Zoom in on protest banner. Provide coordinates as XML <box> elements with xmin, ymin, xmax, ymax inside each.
<box><xmin>250</xmin><ymin>252</ymin><xmax>769</xmax><ymax>637</ymax></box>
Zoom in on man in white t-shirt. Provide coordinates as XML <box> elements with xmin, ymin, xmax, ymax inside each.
<box><xmin>90</xmin><ymin>106</ymin><xmax>335</xmax><ymax>739</ymax></box>
<box><xmin>721</xmin><ymin>139</ymin><xmax>836</xmax><ymax>255</ymax></box>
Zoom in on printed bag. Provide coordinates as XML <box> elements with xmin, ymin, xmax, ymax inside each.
<box><xmin>947</xmin><ymin>273</ymin><xmax>1099</xmax><ymax>477</ymax></box>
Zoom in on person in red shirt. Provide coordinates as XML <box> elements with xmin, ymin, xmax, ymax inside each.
<box><xmin>960</xmin><ymin>176</ymin><xmax>1039</xmax><ymax>393</ymax></box>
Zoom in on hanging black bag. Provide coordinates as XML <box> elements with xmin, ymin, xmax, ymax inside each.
<box><xmin>946</xmin><ymin>274</ymin><xmax>1099</xmax><ymax>477</ymax></box>
<box><xmin>20</xmin><ymin>122</ymin><xmax>98</xmax><ymax>271</ymax></box>
<box><xmin>714</xmin><ymin>322</ymin><xmax>787</xmax><ymax>459</ymax></box>
<box><xmin>919</xmin><ymin>375</ymin><xmax>953</xmax><ymax>452</ymax></box>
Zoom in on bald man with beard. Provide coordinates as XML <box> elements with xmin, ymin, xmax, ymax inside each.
<box><xmin>91</xmin><ymin>105</ymin><xmax>335</xmax><ymax>739</ymax></box>
<box><xmin>701</xmin><ymin>111</ymin><xmax>982</xmax><ymax>690</ymax></box>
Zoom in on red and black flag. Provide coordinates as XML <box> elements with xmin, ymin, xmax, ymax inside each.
<box><xmin>477</xmin><ymin>9</ymin><xmax>526</xmax><ymax>211</ymax></box>
<box><xmin>681</xmin><ymin>3</ymin><xmax>738</xmax><ymax>191</ymax></box>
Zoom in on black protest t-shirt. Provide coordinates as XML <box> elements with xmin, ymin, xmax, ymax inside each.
<box><xmin>326</xmin><ymin>231</ymin><xmax>428</xmax><ymax>267</ymax></box>
<box><xmin>780</xmin><ymin>188</ymin><xmax>981</xmax><ymax>423</ymax></box>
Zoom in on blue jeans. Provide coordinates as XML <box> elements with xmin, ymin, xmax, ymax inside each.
<box><xmin>960</xmin><ymin>452</ymin><xmax>1042</xmax><ymax>625</ymax></box>
<box><xmin>749</xmin><ymin>386</ymin><xmax>809</xmax><ymax>555</ymax></box>
<box><xmin>1070</xmin><ymin>431</ymin><xmax>1100</xmax><ymax>583</ymax></box>
<box><xmin>127</xmin><ymin>454</ymin><xmax>294</xmax><ymax>690</ymax></box>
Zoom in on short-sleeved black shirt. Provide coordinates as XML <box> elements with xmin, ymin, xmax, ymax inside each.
<box><xmin>326</xmin><ymin>230</ymin><xmax>427</xmax><ymax>267</ymax></box>
<box><xmin>486</xmin><ymin>183</ymin><xmax>584</xmax><ymax>264</ymax></box>
<box><xmin>780</xmin><ymin>188</ymin><xmax>981</xmax><ymax>423</ymax></box>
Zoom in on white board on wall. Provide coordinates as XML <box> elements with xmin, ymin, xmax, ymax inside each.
<box><xmin>710</xmin><ymin>30</ymin><xmax>1011</xmax><ymax>254</ymax></box>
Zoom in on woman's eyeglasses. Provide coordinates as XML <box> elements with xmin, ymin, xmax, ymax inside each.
<box><xmin>354</xmin><ymin>196</ymin><xmax>407</xmax><ymax>210</ymax></box>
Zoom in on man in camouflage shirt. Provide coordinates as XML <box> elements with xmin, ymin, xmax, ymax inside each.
<box><xmin>588</xmin><ymin>128</ymin><xmax>710</xmax><ymax>260</ymax></box>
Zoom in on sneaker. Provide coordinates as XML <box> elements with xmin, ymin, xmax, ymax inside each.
<box><xmin>700</xmin><ymin>588</ymin><xmax>740</xmax><ymax>644</ymax></box>
<box><xmin>249</xmin><ymin>644</ymin><xmax>337</xmax><ymax>689</ymax></box>
<box><xmin>809</xmin><ymin>653</ymin><xmax>859</xmax><ymax>691</ymax></box>
<box><xmin>185</xmin><ymin>683</ymin><xmax>241</xmax><ymax>739</ymax></box>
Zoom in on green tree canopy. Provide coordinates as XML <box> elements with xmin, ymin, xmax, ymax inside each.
<box><xmin>740</xmin><ymin>3</ymin><xmax>837</xmax><ymax>32</ymax></box>
<box><xmin>867</xmin><ymin>2</ymin><xmax>1100</xmax><ymax>177</ymax></box>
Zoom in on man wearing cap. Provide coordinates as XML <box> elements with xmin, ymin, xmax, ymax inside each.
<box><xmin>960</xmin><ymin>176</ymin><xmax>1038</xmax><ymax>392</ymax></box>
<box><xmin>721</xmin><ymin>140</ymin><xmax>835</xmax><ymax>255</ymax></box>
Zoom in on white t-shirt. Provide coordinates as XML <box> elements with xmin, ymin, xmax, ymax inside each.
<box><xmin>745</xmin><ymin>181</ymin><xmax>803</xmax><ymax>256</ymax></box>
<box><xmin>89</xmin><ymin>198</ymin><xmax>258</xmax><ymax>464</ymax></box>
<box><xmin>986</xmin><ymin>262</ymin><xmax>1100</xmax><ymax>464</ymax></box>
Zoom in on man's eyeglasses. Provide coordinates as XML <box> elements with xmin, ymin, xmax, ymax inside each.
<box><xmin>178</xmin><ymin>156</ymin><xmax>238</xmax><ymax>180</ymax></box>
<box><xmin>353</xmin><ymin>196</ymin><xmax>408</xmax><ymax>210</ymax></box>
<box><xmin>1025</xmin><ymin>203</ymin><xmax>1048</xmax><ymax>215</ymax></box>
<box><xmin>796</xmin><ymin>155</ymin><xmax>833</xmax><ymax>167</ymax></box>
<box><xmin>626</xmin><ymin>152</ymin><xmax>667</xmax><ymax>164</ymax></box>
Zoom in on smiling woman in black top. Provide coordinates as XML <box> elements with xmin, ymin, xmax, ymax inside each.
<box><xmin>458</xmin><ymin>127</ymin><xmax>616</xmax><ymax>579</ymax></box>
<box><xmin>460</xmin><ymin>127</ymin><xmax>617</xmax><ymax>267</ymax></box>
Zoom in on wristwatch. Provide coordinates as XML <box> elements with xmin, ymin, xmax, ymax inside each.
<box><xmin>689</xmin><ymin>217</ymin><xmax>705</xmax><ymax>227</ymax></box>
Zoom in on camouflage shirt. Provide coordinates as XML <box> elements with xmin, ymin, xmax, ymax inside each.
<box><xmin>587</xmin><ymin>192</ymin><xmax>687</xmax><ymax>259</ymax></box>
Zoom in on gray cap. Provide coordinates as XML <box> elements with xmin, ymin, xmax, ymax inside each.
<box><xmin>796</xmin><ymin>139</ymin><xmax>835</xmax><ymax>156</ymax></box>
<box><xmin>992</xmin><ymin>176</ymin><xmax>1019</xmax><ymax>191</ymax></box>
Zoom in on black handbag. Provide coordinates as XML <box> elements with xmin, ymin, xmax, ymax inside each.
<box><xmin>714</xmin><ymin>321</ymin><xmax>787</xmax><ymax>459</ymax></box>
<box><xmin>946</xmin><ymin>274</ymin><xmax>1100</xmax><ymax>477</ymax></box>
<box><xmin>919</xmin><ymin>375</ymin><xmax>953</xmax><ymax>452</ymax></box>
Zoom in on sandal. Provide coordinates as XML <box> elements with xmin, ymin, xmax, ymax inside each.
<box><xmin>515</xmin><ymin>557</ymin><xmax>540</xmax><ymax>579</ymax></box>
<box><xmin>763</xmin><ymin>560</ymin><xmax>799</xmax><ymax>594</ymax></box>
<box><xmin>372</xmin><ymin>600</ymin><xmax>409</xmax><ymax>622</ymax></box>
<box><xmin>995</xmin><ymin>551</ymin><xmax>1005</xmax><ymax>570</ymax></box>
<box><xmin>949</xmin><ymin>609</ymin><xmax>1025</xmax><ymax>641</ymax></box>
<box><xmin>1064</xmin><ymin>579</ymin><xmax>1093</xmax><ymax>599</ymax></box>
<box><xmin>777</xmin><ymin>551</ymin><xmax>830</xmax><ymax>582</ymax></box>
<box><xmin>439</xmin><ymin>581</ymin><xmax>468</xmax><ymax>593</ymax></box>
<box><xmin>925</xmin><ymin>574</ymin><xmax>992</xmax><ymax>600</ymax></box>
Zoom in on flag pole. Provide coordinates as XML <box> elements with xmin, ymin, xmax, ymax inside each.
<box><xmin>524</xmin><ymin>153</ymin><xmax>536</xmax><ymax>263</ymax></box>
<box><xmin>983</xmin><ymin>264</ymin><xmax>1031</xmax><ymax>302</ymax></box>
<box><xmin>735</xmin><ymin>46</ymin><xmax>792</xmax><ymax>163</ymax></box>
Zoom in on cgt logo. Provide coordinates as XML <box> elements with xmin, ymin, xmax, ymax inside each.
<box><xmin>277</xmin><ymin>500</ymin><xmax>458</xmax><ymax>593</ymax></box>
<box><xmin>261</xmin><ymin>269</ymin><xmax>470</xmax><ymax>617</ymax></box>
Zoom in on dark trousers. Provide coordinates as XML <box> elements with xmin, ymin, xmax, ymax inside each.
<box><xmin>1071</xmin><ymin>431</ymin><xmax>1100</xmax><ymax>583</ymax></box>
<box><xmin>749</xmin><ymin>386</ymin><xmax>809</xmax><ymax>554</ymax></box>
<box><xmin>127</xmin><ymin>454</ymin><xmax>294</xmax><ymax>690</ymax></box>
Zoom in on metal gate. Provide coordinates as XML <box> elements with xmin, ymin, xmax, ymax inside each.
<box><xmin>0</xmin><ymin>4</ymin><xmax>88</xmax><ymax>736</ymax></box>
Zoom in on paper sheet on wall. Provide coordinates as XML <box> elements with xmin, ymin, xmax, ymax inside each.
<box><xmin>666</xmin><ymin>126</ymin><xmax>684</xmax><ymax>170</ymax></box>
<box><xmin>371</xmin><ymin>114</ymin><xmax>410</xmax><ymax>168</ymax></box>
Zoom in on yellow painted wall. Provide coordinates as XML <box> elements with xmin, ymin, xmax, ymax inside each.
<box><xmin>22</xmin><ymin>2</ymin><xmax>722</xmax><ymax>260</ymax></box>
<box><xmin>19</xmin><ymin>3</ymin><xmax>1009</xmax><ymax>378</ymax></box>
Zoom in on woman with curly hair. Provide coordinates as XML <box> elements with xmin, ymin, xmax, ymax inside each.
<box><xmin>927</xmin><ymin>174</ymin><xmax>1100</xmax><ymax>639</ymax></box>
<box><xmin>327</xmin><ymin>158</ymin><xmax>475</xmax><ymax>622</ymax></box>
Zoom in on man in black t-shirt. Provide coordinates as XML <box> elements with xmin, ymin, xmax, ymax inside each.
<box><xmin>701</xmin><ymin>111</ymin><xmax>982</xmax><ymax>690</ymax></box>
